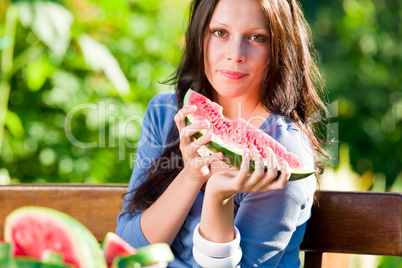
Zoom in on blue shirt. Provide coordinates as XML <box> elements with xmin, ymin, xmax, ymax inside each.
<box><xmin>116</xmin><ymin>91</ymin><xmax>316</xmax><ymax>267</ymax></box>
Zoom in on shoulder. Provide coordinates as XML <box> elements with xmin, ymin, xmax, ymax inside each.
<box><xmin>142</xmin><ymin>90</ymin><xmax>178</xmax><ymax>145</ymax></box>
<box><xmin>148</xmin><ymin>90</ymin><xmax>177</xmax><ymax>107</ymax></box>
<box><xmin>261</xmin><ymin>113</ymin><xmax>301</xmax><ymax>139</ymax></box>
<box><xmin>144</xmin><ymin>90</ymin><xmax>178</xmax><ymax>126</ymax></box>
<box><xmin>262</xmin><ymin>113</ymin><xmax>314</xmax><ymax>169</ymax></box>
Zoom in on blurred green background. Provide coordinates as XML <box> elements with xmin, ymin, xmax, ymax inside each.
<box><xmin>0</xmin><ymin>0</ymin><xmax>401</xmax><ymax>266</ymax></box>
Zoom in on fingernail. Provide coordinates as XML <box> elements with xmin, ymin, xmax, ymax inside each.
<box><xmin>244</xmin><ymin>148</ymin><xmax>250</xmax><ymax>156</ymax></box>
<box><xmin>204</xmin><ymin>132</ymin><xmax>211</xmax><ymax>138</ymax></box>
<box><xmin>201</xmin><ymin>121</ymin><xmax>209</xmax><ymax>128</ymax></box>
<box><xmin>249</xmin><ymin>148</ymin><xmax>255</xmax><ymax>157</ymax></box>
<box><xmin>188</xmin><ymin>105</ymin><xmax>197</xmax><ymax>111</ymax></box>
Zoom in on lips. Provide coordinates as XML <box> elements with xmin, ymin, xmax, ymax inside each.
<box><xmin>219</xmin><ymin>70</ymin><xmax>248</xmax><ymax>80</ymax></box>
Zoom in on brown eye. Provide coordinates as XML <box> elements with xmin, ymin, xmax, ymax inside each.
<box><xmin>212</xmin><ymin>29</ymin><xmax>227</xmax><ymax>38</ymax></box>
<box><xmin>251</xmin><ymin>35</ymin><xmax>266</xmax><ymax>43</ymax></box>
<box><xmin>217</xmin><ymin>31</ymin><xmax>225</xmax><ymax>37</ymax></box>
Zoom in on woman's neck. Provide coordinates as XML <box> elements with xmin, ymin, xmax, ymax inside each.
<box><xmin>212</xmin><ymin>91</ymin><xmax>270</xmax><ymax>128</ymax></box>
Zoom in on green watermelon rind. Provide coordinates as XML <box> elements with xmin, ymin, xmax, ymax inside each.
<box><xmin>0</xmin><ymin>242</ymin><xmax>17</xmax><ymax>268</ymax></box>
<box><xmin>4</xmin><ymin>206</ymin><xmax>107</xmax><ymax>268</ymax></box>
<box><xmin>184</xmin><ymin>89</ymin><xmax>316</xmax><ymax>181</ymax></box>
<box><xmin>14</xmin><ymin>258</ymin><xmax>73</xmax><ymax>268</ymax></box>
<box><xmin>0</xmin><ymin>242</ymin><xmax>12</xmax><ymax>261</ymax></box>
<box><xmin>112</xmin><ymin>243</ymin><xmax>174</xmax><ymax>268</ymax></box>
<box><xmin>41</xmin><ymin>249</ymin><xmax>64</xmax><ymax>265</ymax></box>
<box><xmin>0</xmin><ymin>243</ymin><xmax>72</xmax><ymax>268</ymax></box>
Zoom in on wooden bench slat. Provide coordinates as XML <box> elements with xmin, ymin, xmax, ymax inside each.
<box><xmin>0</xmin><ymin>184</ymin><xmax>127</xmax><ymax>242</ymax></box>
<box><xmin>301</xmin><ymin>191</ymin><xmax>402</xmax><ymax>256</ymax></box>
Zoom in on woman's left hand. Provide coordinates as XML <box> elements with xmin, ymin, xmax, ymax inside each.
<box><xmin>205</xmin><ymin>146</ymin><xmax>291</xmax><ymax>202</ymax></box>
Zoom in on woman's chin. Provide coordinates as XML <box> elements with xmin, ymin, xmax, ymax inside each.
<box><xmin>212</xmin><ymin>86</ymin><xmax>256</xmax><ymax>99</ymax></box>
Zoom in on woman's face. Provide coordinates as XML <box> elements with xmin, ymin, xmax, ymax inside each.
<box><xmin>203</xmin><ymin>0</ymin><xmax>270</xmax><ymax>99</ymax></box>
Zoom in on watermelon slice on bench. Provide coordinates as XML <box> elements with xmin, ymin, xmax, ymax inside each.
<box><xmin>4</xmin><ymin>206</ymin><xmax>107</xmax><ymax>268</ymax></box>
<box><xmin>101</xmin><ymin>232</ymin><xmax>136</xmax><ymax>268</ymax></box>
<box><xmin>112</xmin><ymin>243</ymin><xmax>174</xmax><ymax>268</ymax></box>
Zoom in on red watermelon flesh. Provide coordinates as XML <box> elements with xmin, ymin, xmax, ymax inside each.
<box><xmin>101</xmin><ymin>232</ymin><xmax>136</xmax><ymax>268</ymax></box>
<box><xmin>5</xmin><ymin>206</ymin><xmax>107</xmax><ymax>268</ymax></box>
<box><xmin>10</xmin><ymin>215</ymin><xmax>76</xmax><ymax>265</ymax></box>
<box><xmin>183</xmin><ymin>89</ymin><xmax>315</xmax><ymax>180</ymax></box>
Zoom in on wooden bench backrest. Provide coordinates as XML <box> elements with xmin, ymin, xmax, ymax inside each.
<box><xmin>301</xmin><ymin>191</ymin><xmax>402</xmax><ymax>256</ymax></box>
<box><xmin>301</xmin><ymin>191</ymin><xmax>402</xmax><ymax>267</ymax></box>
<box><xmin>0</xmin><ymin>184</ymin><xmax>126</xmax><ymax>242</ymax></box>
<box><xmin>0</xmin><ymin>185</ymin><xmax>401</xmax><ymax>267</ymax></box>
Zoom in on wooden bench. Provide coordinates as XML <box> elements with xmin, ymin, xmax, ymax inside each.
<box><xmin>0</xmin><ymin>184</ymin><xmax>401</xmax><ymax>267</ymax></box>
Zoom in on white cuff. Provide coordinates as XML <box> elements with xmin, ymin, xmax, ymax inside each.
<box><xmin>193</xmin><ymin>245</ymin><xmax>242</xmax><ymax>268</ymax></box>
<box><xmin>193</xmin><ymin>223</ymin><xmax>241</xmax><ymax>258</ymax></box>
<box><xmin>193</xmin><ymin>223</ymin><xmax>242</xmax><ymax>267</ymax></box>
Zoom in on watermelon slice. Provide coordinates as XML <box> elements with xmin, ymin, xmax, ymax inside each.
<box><xmin>101</xmin><ymin>232</ymin><xmax>136</xmax><ymax>268</ymax></box>
<box><xmin>4</xmin><ymin>206</ymin><xmax>107</xmax><ymax>268</ymax></box>
<box><xmin>112</xmin><ymin>243</ymin><xmax>174</xmax><ymax>268</ymax></box>
<box><xmin>183</xmin><ymin>89</ymin><xmax>316</xmax><ymax>181</ymax></box>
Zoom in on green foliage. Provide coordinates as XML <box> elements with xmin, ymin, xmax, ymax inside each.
<box><xmin>378</xmin><ymin>256</ymin><xmax>402</xmax><ymax>268</ymax></box>
<box><xmin>0</xmin><ymin>0</ymin><xmax>187</xmax><ymax>183</ymax></box>
<box><xmin>302</xmin><ymin>0</ymin><xmax>402</xmax><ymax>188</ymax></box>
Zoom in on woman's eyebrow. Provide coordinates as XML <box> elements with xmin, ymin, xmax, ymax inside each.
<box><xmin>209</xmin><ymin>21</ymin><xmax>231</xmax><ymax>28</ymax></box>
<box><xmin>209</xmin><ymin>22</ymin><xmax>269</xmax><ymax>32</ymax></box>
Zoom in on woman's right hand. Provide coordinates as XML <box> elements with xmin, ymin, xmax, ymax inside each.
<box><xmin>174</xmin><ymin>105</ymin><xmax>224</xmax><ymax>185</ymax></box>
<box><xmin>205</xmin><ymin>145</ymin><xmax>291</xmax><ymax>203</ymax></box>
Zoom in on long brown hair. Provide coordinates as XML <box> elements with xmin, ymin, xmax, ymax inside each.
<box><xmin>125</xmin><ymin>0</ymin><xmax>328</xmax><ymax>214</ymax></box>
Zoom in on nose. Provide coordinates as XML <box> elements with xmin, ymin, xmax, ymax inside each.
<box><xmin>226</xmin><ymin>37</ymin><xmax>246</xmax><ymax>63</ymax></box>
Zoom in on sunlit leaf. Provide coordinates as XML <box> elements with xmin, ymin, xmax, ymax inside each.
<box><xmin>11</xmin><ymin>0</ymin><xmax>62</xmax><ymax>3</ymax></box>
<box><xmin>39</xmin><ymin>147</ymin><xmax>57</xmax><ymax>166</ymax></box>
<box><xmin>371</xmin><ymin>172</ymin><xmax>387</xmax><ymax>192</ymax></box>
<box><xmin>17</xmin><ymin>1</ymin><xmax>73</xmax><ymax>57</ymax></box>
<box><xmin>378</xmin><ymin>256</ymin><xmax>402</xmax><ymax>268</ymax></box>
<box><xmin>0</xmin><ymin>168</ymin><xmax>12</xmax><ymax>185</ymax></box>
<box><xmin>390</xmin><ymin>172</ymin><xmax>402</xmax><ymax>192</ymax></box>
<box><xmin>42</xmin><ymin>70</ymin><xmax>81</xmax><ymax>111</ymax></box>
<box><xmin>78</xmin><ymin>34</ymin><xmax>130</xmax><ymax>96</ymax></box>
<box><xmin>0</xmin><ymin>36</ymin><xmax>14</xmax><ymax>51</ymax></box>
<box><xmin>25</xmin><ymin>56</ymin><xmax>52</xmax><ymax>91</ymax></box>
<box><xmin>5</xmin><ymin>110</ymin><xmax>25</xmax><ymax>139</ymax></box>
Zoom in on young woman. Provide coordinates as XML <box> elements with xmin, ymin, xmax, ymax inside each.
<box><xmin>117</xmin><ymin>0</ymin><xmax>327</xmax><ymax>267</ymax></box>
